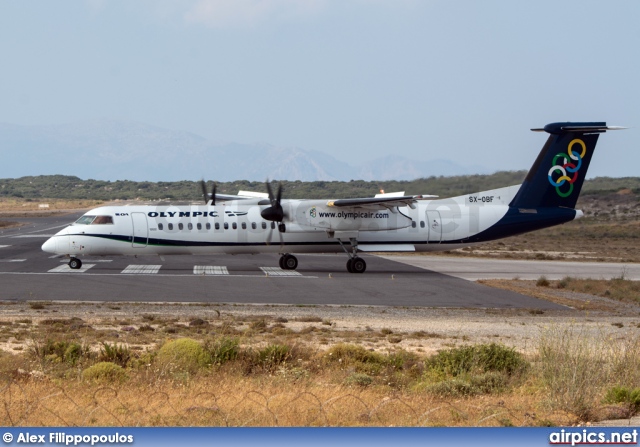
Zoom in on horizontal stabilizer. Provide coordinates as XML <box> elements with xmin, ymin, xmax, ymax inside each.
<box><xmin>531</xmin><ymin>123</ymin><xmax>626</xmax><ymax>134</ymax></box>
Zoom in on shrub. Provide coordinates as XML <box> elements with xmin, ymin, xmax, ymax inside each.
<box><xmin>345</xmin><ymin>373</ymin><xmax>373</xmax><ymax>387</ymax></box>
<box><xmin>99</xmin><ymin>342</ymin><xmax>131</xmax><ymax>367</ymax></box>
<box><xmin>604</xmin><ymin>386</ymin><xmax>640</xmax><ymax>415</ymax></box>
<box><xmin>206</xmin><ymin>336</ymin><xmax>240</xmax><ymax>365</ymax></box>
<box><xmin>31</xmin><ymin>339</ymin><xmax>88</xmax><ymax>365</ymax></box>
<box><xmin>536</xmin><ymin>276</ymin><xmax>550</xmax><ymax>287</ymax></box>
<box><xmin>324</xmin><ymin>344</ymin><xmax>385</xmax><ymax>366</ymax></box>
<box><xmin>258</xmin><ymin>344</ymin><xmax>291</xmax><ymax>370</ymax></box>
<box><xmin>82</xmin><ymin>362</ymin><xmax>127</xmax><ymax>383</ymax></box>
<box><xmin>156</xmin><ymin>338</ymin><xmax>210</xmax><ymax>374</ymax></box>
<box><xmin>425</xmin><ymin>343</ymin><xmax>528</xmax><ymax>377</ymax></box>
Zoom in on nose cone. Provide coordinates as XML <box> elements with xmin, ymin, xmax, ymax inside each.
<box><xmin>41</xmin><ymin>237</ymin><xmax>57</xmax><ymax>254</ymax></box>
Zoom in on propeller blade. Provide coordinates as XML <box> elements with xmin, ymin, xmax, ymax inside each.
<box><xmin>211</xmin><ymin>182</ymin><xmax>216</xmax><ymax>206</ymax></box>
<box><xmin>276</xmin><ymin>182</ymin><xmax>283</xmax><ymax>205</ymax></box>
<box><xmin>266</xmin><ymin>225</ymin><xmax>273</xmax><ymax>246</ymax></box>
<box><xmin>200</xmin><ymin>180</ymin><xmax>208</xmax><ymax>204</ymax></box>
<box><xmin>265</xmin><ymin>180</ymin><xmax>274</xmax><ymax>204</ymax></box>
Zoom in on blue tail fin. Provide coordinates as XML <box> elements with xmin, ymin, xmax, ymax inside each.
<box><xmin>509</xmin><ymin>122</ymin><xmax>611</xmax><ymax>209</ymax></box>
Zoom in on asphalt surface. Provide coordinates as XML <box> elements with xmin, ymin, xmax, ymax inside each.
<box><xmin>0</xmin><ymin>212</ymin><xmax>600</xmax><ymax>309</ymax></box>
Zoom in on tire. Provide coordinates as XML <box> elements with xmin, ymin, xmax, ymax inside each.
<box><xmin>346</xmin><ymin>258</ymin><xmax>354</xmax><ymax>273</ymax></box>
<box><xmin>69</xmin><ymin>258</ymin><xmax>82</xmax><ymax>270</ymax></box>
<box><xmin>351</xmin><ymin>257</ymin><xmax>366</xmax><ymax>274</ymax></box>
<box><xmin>279</xmin><ymin>256</ymin><xmax>286</xmax><ymax>269</ymax></box>
<box><xmin>283</xmin><ymin>254</ymin><xmax>298</xmax><ymax>270</ymax></box>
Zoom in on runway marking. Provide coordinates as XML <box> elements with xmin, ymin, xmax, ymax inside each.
<box><xmin>0</xmin><ymin>259</ymin><xmax>26</xmax><ymax>262</ymax></box>
<box><xmin>59</xmin><ymin>259</ymin><xmax>113</xmax><ymax>263</ymax></box>
<box><xmin>121</xmin><ymin>265</ymin><xmax>162</xmax><ymax>274</ymax></box>
<box><xmin>48</xmin><ymin>264</ymin><xmax>96</xmax><ymax>273</ymax></box>
<box><xmin>260</xmin><ymin>267</ymin><xmax>302</xmax><ymax>277</ymax></box>
<box><xmin>193</xmin><ymin>266</ymin><xmax>229</xmax><ymax>275</ymax></box>
<box><xmin>0</xmin><ymin>245</ymin><xmax>10</xmax><ymax>248</ymax></box>
<box><xmin>49</xmin><ymin>255</ymin><xmax>64</xmax><ymax>258</ymax></box>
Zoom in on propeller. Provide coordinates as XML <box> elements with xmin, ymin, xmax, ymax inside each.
<box><xmin>261</xmin><ymin>181</ymin><xmax>285</xmax><ymax>223</ymax></box>
<box><xmin>262</xmin><ymin>180</ymin><xmax>286</xmax><ymax>250</ymax></box>
<box><xmin>200</xmin><ymin>180</ymin><xmax>217</xmax><ymax>206</ymax></box>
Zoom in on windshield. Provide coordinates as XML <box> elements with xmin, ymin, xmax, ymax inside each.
<box><xmin>73</xmin><ymin>215</ymin><xmax>114</xmax><ymax>225</ymax></box>
<box><xmin>75</xmin><ymin>215</ymin><xmax>96</xmax><ymax>225</ymax></box>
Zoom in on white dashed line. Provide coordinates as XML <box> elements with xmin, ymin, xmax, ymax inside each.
<box><xmin>121</xmin><ymin>265</ymin><xmax>162</xmax><ymax>274</ymax></box>
<box><xmin>193</xmin><ymin>266</ymin><xmax>229</xmax><ymax>275</ymax></box>
<box><xmin>260</xmin><ymin>267</ymin><xmax>302</xmax><ymax>277</ymax></box>
<box><xmin>48</xmin><ymin>264</ymin><xmax>96</xmax><ymax>273</ymax></box>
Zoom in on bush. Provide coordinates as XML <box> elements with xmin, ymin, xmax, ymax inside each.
<box><xmin>82</xmin><ymin>362</ymin><xmax>127</xmax><ymax>383</ymax></box>
<box><xmin>99</xmin><ymin>342</ymin><xmax>131</xmax><ymax>367</ymax></box>
<box><xmin>345</xmin><ymin>373</ymin><xmax>373</xmax><ymax>387</ymax></box>
<box><xmin>536</xmin><ymin>276</ymin><xmax>550</xmax><ymax>287</ymax></box>
<box><xmin>31</xmin><ymin>339</ymin><xmax>88</xmax><ymax>365</ymax></box>
<box><xmin>206</xmin><ymin>336</ymin><xmax>240</xmax><ymax>365</ymax></box>
<box><xmin>324</xmin><ymin>344</ymin><xmax>385</xmax><ymax>366</ymax></box>
<box><xmin>425</xmin><ymin>343</ymin><xmax>528</xmax><ymax>377</ymax></box>
<box><xmin>156</xmin><ymin>338</ymin><xmax>210</xmax><ymax>374</ymax></box>
<box><xmin>258</xmin><ymin>344</ymin><xmax>291</xmax><ymax>370</ymax></box>
<box><xmin>604</xmin><ymin>386</ymin><xmax>640</xmax><ymax>415</ymax></box>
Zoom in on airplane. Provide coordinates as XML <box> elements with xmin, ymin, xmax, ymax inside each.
<box><xmin>41</xmin><ymin>122</ymin><xmax>624</xmax><ymax>274</ymax></box>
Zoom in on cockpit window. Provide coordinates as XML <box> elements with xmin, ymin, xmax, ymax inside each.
<box><xmin>92</xmin><ymin>215</ymin><xmax>114</xmax><ymax>225</ymax></box>
<box><xmin>75</xmin><ymin>215</ymin><xmax>96</xmax><ymax>225</ymax></box>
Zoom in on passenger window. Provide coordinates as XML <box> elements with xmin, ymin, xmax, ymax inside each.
<box><xmin>168</xmin><ymin>223</ymin><xmax>174</xmax><ymax>230</ymax></box>
<box><xmin>271</xmin><ymin>222</ymin><xmax>275</xmax><ymax>229</ymax></box>
<box><xmin>420</xmin><ymin>221</ymin><xmax>425</xmax><ymax>228</ymax></box>
<box><xmin>178</xmin><ymin>223</ymin><xmax>184</xmax><ymax>230</ymax></box>
<box><xmin>224</xmin><ymin>223</ymin><xmax>229</xmax><ymax>230</ymax></box>
<box><xmin>215</xmin><ymin>223</ymin><xmax>220</xmax><ymax>230</ymax></box>
<box><xmin>411</xmin><ymin>221</ymin><xmax>417</xmax><ymax>228</ymax></box>
<box><xmin>188</xmin><ymin>223</ymin><xmax>193</xmax><ymax>230</ymax></box>
<box><xmin>251</xmin><ymin>222</ymin><xmax>257</xmax><ymax>230</ymax></box>
<box><xmin>158</xmin><ymin>223</ymin><xmax>163</xmax><ymax>231</ymax></box>
<box><xmin>262</xmin><ymin>222</ymin><xmax>267</xmax><ymax>230</ymax></box>
<box><xmin>197</xmin><ymin>223</ymin><xmax>202</xmax><ymax>230</ymax></box>
<box><xmin>241</xmin><ymin>222</ymin><xmax>247</xmax><ymax>230</ymax></box>
<box><xmin>232</xmin><ymin>222</ymin><xmax>237</xmax><ymax>230</ymax></box>
<box><xmin>206</xmin><ymin>223</ymin><xmax>211</xmax><ymax>230</ymax></box>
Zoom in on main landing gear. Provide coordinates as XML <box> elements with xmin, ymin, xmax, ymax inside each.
<box><xmin>346</xmin><ymin>256</ymin><xmax>366</xmax><ymax>274</ymax></box>
<box><xmin>68</xmin><ymin>257</ymin><xmax>82</xmax><ymax>270</ymax></box>
<box><xmin>337</xmin><ymin>237</ymin><xmax>367</xmax><ymax>274</ymax></box>
<box><xmin>279</xmin><ymin>253</ymin><xmax>298</xmax><ymax>270</ymax></box>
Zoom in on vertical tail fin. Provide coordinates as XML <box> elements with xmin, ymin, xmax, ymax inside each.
<box><xmin>509</xmin><ymin>122</ymin><xmax>620</xmax><ymax>209</ymax></box>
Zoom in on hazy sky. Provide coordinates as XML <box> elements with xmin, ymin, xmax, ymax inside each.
<box><xmin>1</xmin><ymin>0</ymin><xmax>638</xmax><ymax>178</ymax></box>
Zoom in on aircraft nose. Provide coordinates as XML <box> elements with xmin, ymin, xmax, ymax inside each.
<box><xmin>41</xmin><ymin>237</ymin><xmax>57</xmax><ymax>254</ymax></box>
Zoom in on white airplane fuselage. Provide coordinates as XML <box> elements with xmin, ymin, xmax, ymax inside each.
<box><xmin>41</xmin><ymin>122</ymin><xmax>620</xmax><ymax>273</ymax></box>
<box><xmin>41</xmin><ymin>184</ymin><xmax>574</xmax><ymax>257</ymax></box>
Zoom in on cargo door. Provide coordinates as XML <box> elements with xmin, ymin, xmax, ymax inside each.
<box><xmin>425</xmin><ymin>210</ymin><xmax>442</xmax><ymax>243</ymax></box>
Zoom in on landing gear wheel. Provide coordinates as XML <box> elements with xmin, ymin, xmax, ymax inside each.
<box><xmin>69</xmin><ymin>258</ymin><xmax>82</xmax><ymax>270</ymax></box>
<box><xmin>281</xmin><ymin>254</ymin><xmax>298</xmax><ymax>270</ymax></box>
<box><xmin>350</xmin><ymin>257</ymin><xmax>366</xmax><ymax>274</ymax></box>
<box><xmin>346</xmin><ymin>258</ymin><xmax>354</xmax><ymax>273</ymax></box>
<box><xmin>279</xmin><ymin>256</ymin><xmax>286</xmax><ymax>269</ymax></box>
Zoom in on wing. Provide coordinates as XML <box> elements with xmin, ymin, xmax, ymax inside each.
<box><xmin>326</xmin><ymin>195</ymin><xmax>437</xmax><ymax>210</ymax></box>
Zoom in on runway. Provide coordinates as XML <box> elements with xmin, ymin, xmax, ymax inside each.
<box><xmin>2</xmin><ymin>213</ymin><xmax>635</xmax><ymax>309</ymax></box>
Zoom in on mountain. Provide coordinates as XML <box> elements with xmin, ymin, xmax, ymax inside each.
<box><xmin>0</xmin><ymin>119</ymin><xmax>485</xmax><ymax>181</ymax></box>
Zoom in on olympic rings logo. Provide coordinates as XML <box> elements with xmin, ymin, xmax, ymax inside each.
<box><xmin>547</xmin><ymin>139</ymin><xmax>586</xmax><ymax>198</ymax></box>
